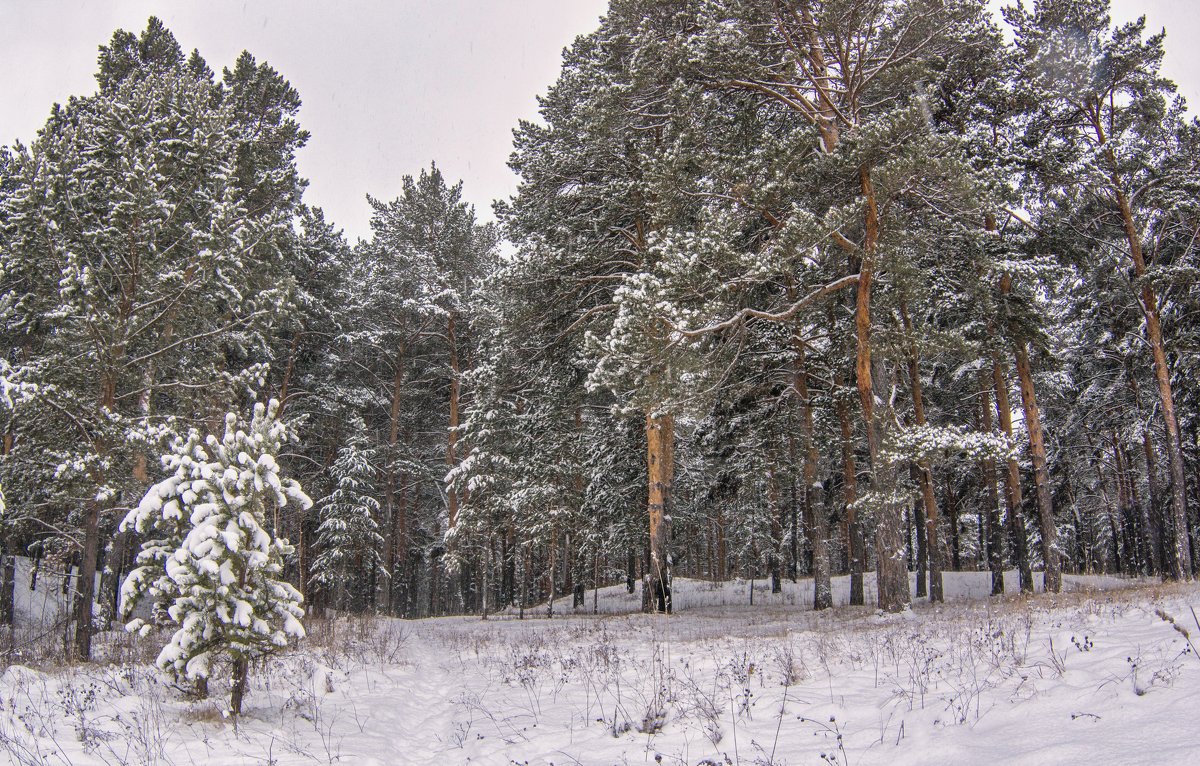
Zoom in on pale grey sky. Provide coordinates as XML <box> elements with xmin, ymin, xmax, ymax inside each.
<box><xmin>1</xmin><ymin>1</ymin><xmax>1196</xmax><ymax>242</ymax></box>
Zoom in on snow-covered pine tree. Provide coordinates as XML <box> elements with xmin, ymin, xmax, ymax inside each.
<box><xmin>579</xmin><ymin>0</ymin><xmax>1005</xmax><ymax>612</ymax></box>
<box><xmin>445</xmin><ymin>288</ymin><xmax>526</xmax><ymax>616</ymax></box>
<box><xmin>261</xmin><ymin>205</ymin><xmax>354</xmax><ymax>598</ymax></box>
<box><xmin>119</xmin><ymin>429</ymin><xmax>210</xmax><ymax>632</ymax></box>
<box><xmin>0</xmin><ymin>18</ymin><xmax>310</xmax><ymax>658</ymax></box>
<box><xmin>310</xmin><ymin>424</ymin><xmax>383</xmax><ymax>612</ymax></box>
<box><xmin>0</xmin><ymin>361</ymin><xmax>32</xmax><ymax>625</ymax></box>
<box><xmin>336</xmin><ymin>165</ymin><xmax>496</xmax><ymax>616</ymax></box>
<box><xmin>123</xmin><ymin>399</ymin><xmax>310</xmax><ymax>715</ymax></box>
<box><xmin>1008</xmin><ymin>0</ymin><xmax>1198</xmax><ymax>580</ymax></box>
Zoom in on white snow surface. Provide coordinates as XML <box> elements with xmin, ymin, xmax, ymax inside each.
<box><xmin>1</xmin><ymin>572</ymin><xmax>1198</xmax><ymax>765</ymax></box>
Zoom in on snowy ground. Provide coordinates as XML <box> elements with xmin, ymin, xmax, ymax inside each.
<box><xmin>1</xmin><ymin>571</ymin><xmax>1198</xmax><ymax>765</ymax></box>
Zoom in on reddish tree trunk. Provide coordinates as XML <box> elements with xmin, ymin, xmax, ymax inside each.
<box><xmin>645</xmin><ymin>410</ymin><xmax>674</xmax><ymax>613</ymax></box>
<box><xmin>1013</xmin><ymin>341</ymin><xmax>1061</xmax><ymax>592</ymax></box>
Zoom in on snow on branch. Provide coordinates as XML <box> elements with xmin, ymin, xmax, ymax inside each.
<box><xmin>120</xmin><ymin>399</ymin><xmax>310</xmax><ymax>697</ymax></box>
<box><xmin>883</xmin><ymin>424</ymin><xmax>1018</xmax><ymax>465</ymax></box>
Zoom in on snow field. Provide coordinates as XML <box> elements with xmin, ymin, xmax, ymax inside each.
<box><xmin>0</xmin><ymin>573</ymin><xmax>1196</xmax><ymax>765</ymax></box>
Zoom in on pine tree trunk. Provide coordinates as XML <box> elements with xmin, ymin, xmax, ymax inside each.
<box><xmin>73</xmin><ymin>499</ymin><xmax>101</xmax><ymax>660</ymax></box>
<box><xmin>1089</xmin><ymin>436</ymin><xmax>1117</xmax><ymax>573</ymax></box>
<box><xmin>912</xmin><ymin>478</ymin><xmax>927</xmax><ymax>599</ymax></box>
<box><xmin>1125</xmin><ymin>376</ymin><xmax>1161</xmax><ymax>575</ymax></box>
<box><xmin>0</xmin><ymin>537</ymin><xmax>15</xmax><ymax>628</ymax></box>
<box><xmin>856</xmin><ymin>168</ymin><xmax>909</xmax><ymax>613</ymax></box>
<box><xmin>573</xmin><ymin>572</ymin><xmax>585</xmax><ymax>610</ymax></box>
<box><xmin>1106</xmin><ymin>500</ymin><xmax>1123</xmax><ymax>574</ymax></box>
<box><xmin>715</xmin><ymin>506</ymin><xmax>727</xmax><ymax>582</ymax></box>
<box><xmin>947</xmin><ymin>479</ymin><xmax>962</xmax><ymax>572</ymax></box>
<box><xmin>835</xmin><ymin>377</ymin><xmax>864</xmax><ymax>606</ymax></box>
<box><xmin>812</xmin><ymin>484</ymin><xmax>832</xmax><ymax>610</ymax></box>
<box><xmin>546</xmin><ymin>529</ymin><xmax>557</xmax><ymax>618</ymax></box>
<box><xmin>401</xmin><ymin>474</ymin><xmax>418</xmax><ymax>617</ymax></box>
<box><xmin>1113</xmin><ymin>438</ymin><xmax>1140</xmax><ymax>574</ymax></box>
<box><xmin>0</xmin><ymin>429</ymin><xmax>10</xmax><ymax>628</ymax></box>
<box><xmin>275</xmin><ymin>333</ymin><xmax>302</xmax><ymax>414</ymax></box>
<box><xmin>626</xmin><ymin>548</ymin><xmax>636</xmax><ymax>594</ymax></box>
<box><xmin>73</xmin><ymin>360</ymin><xmax>124</xmax><ymax>661</ymax></box>
<box><xmin>644</xmin><ymin>410</ymin><xmax>673</xmax><ymax>613</ymax></box>
<box><xmin>870</xmin><ymin>360</ymin><xmax>909</xmax><ymax>613</ymax></box>
<box><xmin>768</xmin><ymin>463</ymin><xmax>783</xmax><ymax>594</ymax></box>
<box><xmin>1064</xmin><ymin>465</ymin><xmax>1092</xmax><ymax>574</ymax></box>
<box><xmin>794</xmin><ymin>341</ymin><xmax>831</xmax><ymax>609</ymax></box>
<box><xmin>447</xmin><ymin>314</ymin><xmax>461</xmax><ymax>533</ymax></box>
<box><xmin>520</xmin><ymin>542</ymin><xmax>531</xmax><ymax>619</ymax></box>
<box><xmin>978</xmin><ymin>499</ymin><xmax>986</xmax><ymax>572</ymax></box>
<box><xmin>979</xmin><ymin>371</ymin><xmax>1005</xmax><ymax>595</ymax></box>
<box><xmin>501</xmin><ymin>525</ymin><xmax>514</xmax><ymax>607</ymax></box>
<box><xmin>481</xmin><ymin>542</ymin><xmax>491</xmax><ymax>620</ymax></box>
<box><xmin>97</xmin><ymin>529</ymin><xmax>130</xmax><ymax>625</ymax></box>
<box><xmin>572</xmin><ymin>409</ymin><xmax>585</xmax><ymax>609</ymax></box>
<box><xmin>706</xmin><ymin>521</ymin><xmax>715</xmax><ymax>580</ymax></box>
<box><xmin>1143</xmin><ymin>428</ymin><xmax>1167</xmax><ymax>576</ymax></box>
<box><xmin>1075</xmin><ymin>477</ymin><xmax>1094</xmax><ymax>573</ymax></box>
<box><xmin>993</xmin><ymin>355</ymin><xmax>1034</xmax><ymax>593</ymax></box>
<box><xmin>230</xmin><ymin>656</ymin><xmax>249</xmax><ymax>716</ymax></box>
<box><xmin>563</xmin><ymin>533</ymin><xmax>575</xmax><ymax>608</ymax></box>
<box><xmin>593</xmin><ymin>552</ymin><xmax>600</xmax><ymax>615</ymax></box>
<box><xmin>430</xmin><ymin>549</ymin><xmax>441</xmax><ymax>617</ymax></box>
<box><xmin>393</xmin><ymin>474</ymin><xmax>409</xmax><ymax>614</ymax></box>
<box><xmin>381</xmin><ymin>347</ymin><xmax>405</xmax><ymax>614</ymax></box>
<box><xmin>641</xmin><ymin>544</ymin><xmax>651</xmax><ymax>612</ymax></box>
<box><xmin>788</xmin><ymin>430</ymin><xmax>800</xmax><ymax>583</ymax></box>
<box><xmin>1013</xmin><ymin>341</ymin><xmax>1061</xmax><ymax>592</ymax></box>
<box><xmin>902</xmin><ymin>303</ymin><xmax>942</xmax><ymax>602</ymax></box>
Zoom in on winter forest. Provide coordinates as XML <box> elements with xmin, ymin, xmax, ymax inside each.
<box><xmin>1</xmin><ymin>0</ymin><xmax>1199</xmax><ymax>763</ymax></box>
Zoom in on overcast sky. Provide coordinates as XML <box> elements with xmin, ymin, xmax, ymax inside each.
<box><xmin>1</xmin><ymin>1</ymin><xmax>1196</xmax><ymax>242</ymax></box>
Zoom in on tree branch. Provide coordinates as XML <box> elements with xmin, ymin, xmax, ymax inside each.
<box><xmin>670</xmin><ymin>274</ymin><xmax>860</xmax><ymax>338</ymax></box>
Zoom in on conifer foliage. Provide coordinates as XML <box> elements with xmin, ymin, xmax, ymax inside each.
<box><xmin>311</xmin><ymin>425</ymin><xmax>383</xmax><ymax>611</ymax></box>
<box><xmin>0</xmin><ymin>17</ymin><xmax>309</xmax><ymax>659</ymax></box>
<box><xmin>121</xmin><ymin>400</ymin><xmax>309</xmax><ymax>715</ymax></box>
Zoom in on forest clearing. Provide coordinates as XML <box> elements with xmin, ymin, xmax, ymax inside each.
<box><xmin>2</xmin><ymin>0</ymin><xmax>1199</xmax><ymax>762</ymax></box>
<box><xmin>1</xmin><ymin>573</ymin><xmax>1197</xmax><ymax>765</ymax></box>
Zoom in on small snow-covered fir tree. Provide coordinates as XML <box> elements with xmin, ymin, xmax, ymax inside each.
<box><xmin>310</xmin><ymin>423</ymin><xmax>383</xmax><ymax>611</ymax></box>
<box><xmin>122</xmin><ymin>399</ymin><xmax>310</xmax><ymax>715</ymax></box>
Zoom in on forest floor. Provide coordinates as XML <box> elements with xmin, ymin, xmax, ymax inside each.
<box><xmin>1</xmin><ymin>571</ymin><xmax>1198</xmax><ymax>765</ymax></box>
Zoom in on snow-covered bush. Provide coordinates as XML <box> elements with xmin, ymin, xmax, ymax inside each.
<box><xmin>120</xmin><ymin>399</ymin><xmax>311</xmax><ymax>714</ymax></box>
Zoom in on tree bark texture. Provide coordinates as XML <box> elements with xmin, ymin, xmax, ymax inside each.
<box><xmin>855</xmin><ymin>169</ymin><xmax>909</xmax><ymax>613</ymax></box>
<box><xmin>645</xmin><ymin>410</ymin><xmax>674</xmax><ymax>613</ymax></box>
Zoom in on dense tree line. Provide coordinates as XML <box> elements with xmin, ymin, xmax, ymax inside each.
<box><xmin>0</xmin><ymin>0</ymin><xmax>1198</xmax><ymax>659</ymax></box>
